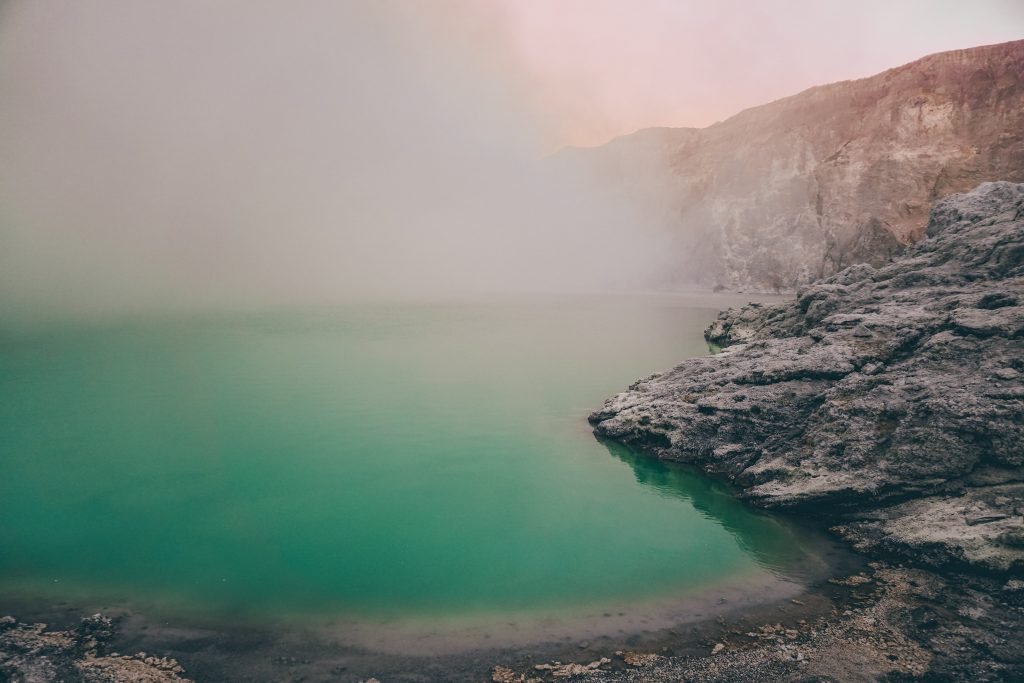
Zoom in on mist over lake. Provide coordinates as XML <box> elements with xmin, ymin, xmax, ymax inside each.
<box><xmin>1</xmin><ymin>2</ymin><xmax>1022</xmax><ymax>681</ymax></box>
<box><xmin>0</xmin><ymin>295</ymin><xmax>828</xmax><ymax>633</ymax></box>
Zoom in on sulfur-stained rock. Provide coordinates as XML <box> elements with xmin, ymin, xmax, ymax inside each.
<box><xmin>560</xmin><ymin>40</ymin><xmax>1024</xmax><ymax>292</ymax></box>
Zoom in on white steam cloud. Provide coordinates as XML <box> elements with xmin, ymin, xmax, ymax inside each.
<box><xmin>0</xmin><ymin>1</ymin><xmax>678</xmax><ymax>321</ymax></box>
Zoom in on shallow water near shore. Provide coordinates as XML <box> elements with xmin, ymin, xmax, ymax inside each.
<box><xmin>0</xmin><ymin>293</ymin><xmax>828</xmax><ymax>648</ymax></box>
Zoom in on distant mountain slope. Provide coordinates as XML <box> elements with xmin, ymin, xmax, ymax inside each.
<box><xmin>562</xmin><ymin>39</ymin><xmax>1024</xmax><ymax>291</ymax></box>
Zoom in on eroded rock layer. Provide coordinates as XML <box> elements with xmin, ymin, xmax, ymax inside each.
<box><xmin>591</xmin><ymin>182</ymin><xmax>1024</xmax><ymax>573</ymax></box>
<box><xmin>567</xmin><ymin>40</ymin><xmax>1024</xmax><ymax>291</ymax></box>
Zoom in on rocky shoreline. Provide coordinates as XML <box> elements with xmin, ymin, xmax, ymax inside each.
<box><xmin>4</xmin><ymin>555</ymin><xmax>1020</xmax><ymax>682</ymax></box>
<box><xmin>584</xmin><ymin>182</ymin><xmax>1024</xmax><ymax>679</ymax></box>
<box><xmin>591</xmin><ymin>182</ymin><xmax>1024</xmax><ymax>573</ymax></box>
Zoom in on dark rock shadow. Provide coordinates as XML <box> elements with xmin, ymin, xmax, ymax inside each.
<box><xmin>596</xmin><ymin>438</ymin><xmax>842</xmax><ymax>580</ymax></box>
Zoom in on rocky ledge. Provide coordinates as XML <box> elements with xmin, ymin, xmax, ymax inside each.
<box><xmin>591</xmin><ymin>181</ymin><xmax>1024</xmax><ymax>574</ymax></box>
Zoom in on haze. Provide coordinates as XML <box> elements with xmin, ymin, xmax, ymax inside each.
<box><xmin>0</xmin><ymin>1</ymin><xmax>1020</xmax><ymax>320</ymax></box>
<box><xmin>1</xmin><ymin>1</ymin><xmax>686</xmax><ymax>320</ymax></box>
<box><xmin>501</xmin><ymin>0</ymin><xmax>1024</xmax><ymax>147</ymax></box>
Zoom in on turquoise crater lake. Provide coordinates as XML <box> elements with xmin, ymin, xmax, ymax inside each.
<box><xmin>0</xmin><ymin>294</ymin><xmax>822</xmax><ymax>637</ymax></box>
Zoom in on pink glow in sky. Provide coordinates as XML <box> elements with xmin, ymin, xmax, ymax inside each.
<box><xmin>495</xmin><ymin>0</ymin><xmax>1024</xmax><ymax>147</ymax></box>
<box><xmin>0</xmin><ymin>0</ymin><xmax>1022</xmax><ymax>316</ymax></box>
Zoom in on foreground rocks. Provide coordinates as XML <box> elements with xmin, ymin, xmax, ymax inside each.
<box><xmin>0</xmin><ymin>613</ymin><xmax>190</xmax><ymax>682</ymax></box>
<box><xmin>592</xmin><ymin>181</ymin><xmax>1024</xmax><ymax>574</ymax></box>
<box><xmin>493</xmin><ymin>561</ymin><xmax>1024</xmax><ymax>682</ymax></box>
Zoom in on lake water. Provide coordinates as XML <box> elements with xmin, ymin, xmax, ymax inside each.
<box><xmin>0</xmin><ymin>294</ymin><xmax>824</xmax><ymax>644</ymax></box>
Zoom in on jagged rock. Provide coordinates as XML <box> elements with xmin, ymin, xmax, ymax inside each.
<box><xmin>0</xmin><ymin>615</ymin><xmax>190</xmax><ymax>682</ymax></box>
<box><xmin>590</xmin><ymin>182</ymin><xmax>1024</xmax><ymax>572</ymax></box>
<box><xmin>561</xmin><ymin>40</ymin><xmax>1024</xmax><ymax>292</ymax></box>
<box><xmin>534</xmin><ymin>658</ymin><xmax>611</xmax><ymax>678</ymax></box>
<box><xmin>620</xmin><ymin>652</ymin><xmax>663</xmax><ymax>667</ymax></box>
<box><xmin>492</xmin><ymin>665</ymin><xmax>522</xmax><ymax>683</ymax></box>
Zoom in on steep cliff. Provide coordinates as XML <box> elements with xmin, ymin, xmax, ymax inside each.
<box><xmin>565</xmin><ymin>40</ymin><xmax>1024</xmax><ymax>291</ymax></box>
<box><xmin>591</xmin><ymin>182</ymin><xmax>1024</xmax><ymax>573</ymax></box>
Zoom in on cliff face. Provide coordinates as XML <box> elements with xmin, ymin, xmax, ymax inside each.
<box><xmin>567</xmin><ymin>40</ymin><xmax>1024</xmax><ymax>291</ymax></box>
<box><xmin>590</xmin><ymin>182</ymin><xmax>1024</xmax><ymax>573</ymax></box>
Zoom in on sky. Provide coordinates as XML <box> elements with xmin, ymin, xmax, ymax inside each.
<box><xmin>494</xmin><ymin>0</ymin><xmax>1024</xmax><ymax>147</ymax></box>
<box><xmin>0</xmin><ymin>1</ymin><xmax>1020</xmax><ymax>319</ymax></box>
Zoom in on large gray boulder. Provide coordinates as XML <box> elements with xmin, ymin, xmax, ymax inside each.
<box><xmin>591</xmin><ymin>182</ymin><xmax>1024</xmax><ymax>572</ymax></box>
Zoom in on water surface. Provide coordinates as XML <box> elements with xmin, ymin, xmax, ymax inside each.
<box><xmin>0</xmin><ymin>294</ymin><xmax>820</xmax><ymax>636</ymax></box>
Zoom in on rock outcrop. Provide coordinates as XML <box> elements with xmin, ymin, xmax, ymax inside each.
<box><xmin>564</xmin><ymin>40</ymin><xmax>1024</xmax><ymax>291</ymax></box>
<box><xmin>590</xmin><ymin>182</ymin><xmax>1024</xmax><ymax>573</ymax></box>
<box><xmin>0</xmin><ymin>614</ymin><xmax>190</xmax><ymax>683</ymax></box>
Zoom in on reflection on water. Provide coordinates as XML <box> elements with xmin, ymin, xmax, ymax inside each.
<box><xmin>600</xmin><ymin>439</ymin><xmax>828</xmax><ymax>579</ymax></box>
